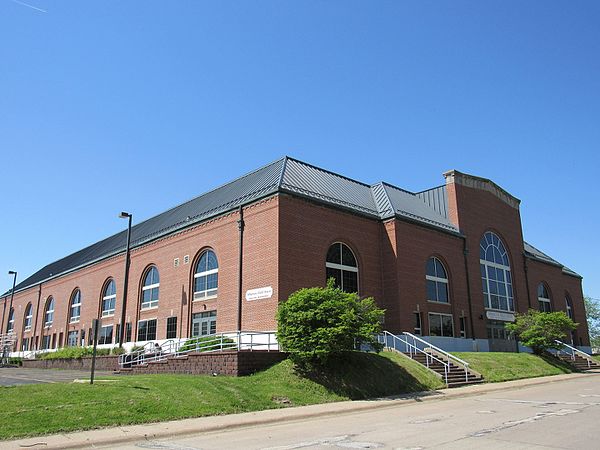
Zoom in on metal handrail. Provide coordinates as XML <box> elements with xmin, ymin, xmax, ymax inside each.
<box><xmin>554</xmin><ymin>339</ymin><xmax>593</xmax><ymax>368</ymax></box>
<box><xmin>118</xmin><ymin>331</ymin><xmax>279</xmax><ymax>368</ymax></box>
<box><xmin>403</xmin><ymin>331</ymin><xmax>471</xmax><ymax>372</ymax></box>
<box><xmin>378</xmin><ymin>331</ymin><xmax>451</xmax><ymax>385</ymax></box>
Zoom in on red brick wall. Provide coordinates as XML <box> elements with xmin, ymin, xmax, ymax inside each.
<box><xmin>4</xmin><ymin>196</ymin><xmax>280</xmax><ymax>351</ymax></box>
<box><xmin>22</xmin><ymin>355</ymin><xmax>119</xmax><ymax>371</ymax></box>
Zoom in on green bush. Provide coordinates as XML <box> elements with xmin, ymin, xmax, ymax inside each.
<box><xmin>276</xmin><ymin>278</ymin><xmax>385</xmax><ymax>366</ymax></box>
<box><xmin>8</xmin><ymin>357</ymin><xmax>22</xmax><ymax>366</ymax></box>
<box><xmin>179</xmin><ymin>335</ymin><xmax>236</xmax><ymax>353</ymax></box>
<box><xmin>505</xmin><ymin>310</ymin><xmax>578</xmax><ymax>354</ymax></box>
<box><xmin>38</xmin><ymin>346</ymin><xmax>121</xmax><ymax>360</ymax></box>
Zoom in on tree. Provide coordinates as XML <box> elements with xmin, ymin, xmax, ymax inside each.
<box><xmin>584</xmin><ymin>296</ymin><xmax>600</xmax><ymax>349</ymax></box>
<box><xmin>276</xmin><ymin>279</ymin><xmax>385</xmax><ymax>366</ymax></box>
<box><xmin>505</xmin><ymin>310</ymin><xmax>577</xmax><ymax>355</ymax></box>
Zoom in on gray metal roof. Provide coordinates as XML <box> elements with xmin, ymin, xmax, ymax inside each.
<box><xmin>524</xmin><ymin>241</ymin><xmax>581</xmax><ymax>278</ymax></box>
<box><xmin>3</xmin><ymin>156</ymin><xmax>577</xmax><ymax>295</ymax></box>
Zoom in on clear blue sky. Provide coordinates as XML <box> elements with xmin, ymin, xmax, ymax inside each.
<box><xmin>1</xmin><ymin>1</ymin><xmax>599</xmax><ymax>299</ymax></box>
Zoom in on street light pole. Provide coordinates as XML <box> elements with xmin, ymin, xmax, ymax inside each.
<box><xmin>118</xmin><ymin>212</ymin><xmax>132</xmax><ymax>348</ymax></box>
<box><xmin>6</xmin><ymin>271</ymin><xmax>17</xmax><ymax>333</ymax></box>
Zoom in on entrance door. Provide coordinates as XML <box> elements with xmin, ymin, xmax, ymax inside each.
<box><xmin>192</xmin><ymin>311</ymin><xmax>217</xmax><ymax>337</ymax></box>
<box><xmin>487</xmin><ymin>320</ymin><xmax>518</xmax><ymax>352</ymax></box>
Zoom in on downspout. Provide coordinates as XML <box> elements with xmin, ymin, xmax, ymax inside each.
<box><xmin>32</xmin><ymin>284</ymin><xmax>42</xmax><ymax>350</ymax></box>
<box><xmin>237</xmin><ymin>205</ymin><xmax>245</xmax><ymax>332</ymax></box>
<box><xmin>523</xmin><ymin>256</ymin><xmax>532</xmax><ymax>309</ymax></box>
<box><xmin>462</xmin><ymin>238</ymin><xmax>476</xmax><ymax>340</ymax></box>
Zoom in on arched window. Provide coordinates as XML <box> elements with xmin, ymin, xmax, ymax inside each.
<box><xmin>44</xmin><ymin>297</ymin><xmax>55</xmax><ymax>326</ymax></box>
<box><xmin>480</xmin><ymin>231</ymin><xmax>514</xmax><ymax>312</ymax></box>
<box><xmin>326</xmin><ymin>242</ymin><xmax>358</xmax><ymax>293</ymax></box>
<box><xmin>426</xmin><ymin>257</ymin><xmax>449</xmax><ymax>303</ymax></box>
<box><xmin>141</xmin><ymin>266</ymin><xmax>159</xmax><ymax>309</ymax></box>
<box><xmin>24</xmin><ymin>303</ymin><xmax>33</xmax><ymax>330</ymax></box>
<box><xmin>70</xmin><ymin>289</ymin><xmax>82</xmax><ymax>322</ymax></box>
<box><xmin>102</xmin><ymin>279</ymin><xmax>117</xmax><ymax>317</ymax></box>
<box><xmin>565</xmin><ymin>295</ymin><xmax>574</xmax><ymax>320</ymax></box>
<box><xmin>537</xmin><ymin>283</ymin><xmax>552</xmax><ymax>312</ymax></box>
<box><xmin>194</xmin><ymin>250</ymin><xmax>219</xmax><ymax>300</ymax></box>
<box><xmin>7</xmin><ymin>308</ymin><xmax>14</xmax><ymax>332</ymax></box>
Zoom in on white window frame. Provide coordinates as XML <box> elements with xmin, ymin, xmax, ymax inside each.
<box><xmin>7</xmin><ymin>308</ymin><xmax>15</xmax><ymax>332</ymax></box>
<box><xmin>102</xmin><ymin>281</ymin><xmax>117</xmax><ymax>317</ymax></box>
<box><xmin>44</xmin><ymin>298</ymin><xmax>54</xmax><ymax>327</ymax></box>
<box><xmin>428</xmin><ymin>312</ymin><xmax>454</xmax><ymax>337</ymax></box>
<box><xmin>566</xmin><ymin>297</ymin><xmax>573</xmax><ymax>319</ymax></box>
<box><xmin>193</xmin><ymin>266</ymin><xmax>219</xmax><ymax>301</ymax></box>
<box><xmin>325</xmin><ymin>242</ymin><xmax>359</xmax><ymax>293</ymax></box>
<box><xmin>137</xmin><ymin>318</ymin><xmax>158</xmax><ymax>342</ymax></box>
<box><xmin>538</xmin><ymin>284</ymin><xmax>552</xmax><ymax>313</ymax></box>
<box><xmin>141</xmin><ymin>267</ymin><xmax>160</xmax><ymax>310</ymax></box>
<box><xmin>480</xmin><ymin>232</ymin><xmax>514</xmax><ymax>313</ymax></box>
<box><xmin>70</xmin><ymin>290</ymin><xmax>81</xmax><ymax>323</ymax></box>
<box><xmin>24</xmin><ymin>304</ymin><xmax>33</xmax><ymax>331</ymax></box>
<box><xmin>426</xmin><ymin>257</ymin><xmax>450</xmax><ymax>304</ymax></box>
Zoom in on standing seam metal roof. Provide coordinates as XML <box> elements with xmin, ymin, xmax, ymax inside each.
<box><xmin>5</xmin><ymin>156</ymin><xmax>576</xmax><ymax>295</ymax></box>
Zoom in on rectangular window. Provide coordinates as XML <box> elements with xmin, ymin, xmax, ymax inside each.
<box><xmin>80</xmin><ymin>330</ymin><xmax>86</xmax><ymax>347</ymax></box>
<box><xmin>539</xmin><ymin>299</ymin><xmax>552</xmax><ymax>313</ymax></box>
<box><xmin>22</xmin><ymin>338</ymin><xmax>29</xmax><ymax>351</ymax></box>
<box><xmin>137</xmin><ymin>319</ymin><xmax>157</xmax><ymax>341</ymax></box>
<box><xmin>192</xmin><ymin>311</ymin><xmax>217</xmax><ymax>337</ymax></box>
<box><xmin>98</xmin><ymin>326</ymin><xmax>113</xmax><ymax>345</ymax></box>
<box><xmin>428</xmin><ymin>313</ymin><xmax>454</xmax><ymax>337</ymax></box>
<box><xmin>414</xmin><ymin>312</ymin><xmax>422</xmax><ymax>335</ymax></box>
<box><xmin>68</xmin><ymin>331</ymin><xmax>79</xmax><ymax>347</ymax></box>
<box><xmin>166</xmin><ymin>317</ymin><xmax>178</xmax><ymax>339</ymax></box>
<box><xmin>126</xmin><ymin>322</ymin><xmax>132</xmax><ymax>343</ymax></box>
<box><xmin>459</xmin><ymin>317</ymin><xmax>466</xmax><ymax>338</ymax></box>
<box><xmin>42</xmin><ymin>335</ymin><xmax>51</xmax><ymax>350</ymax></box>
<box><xmin>88</xmin><ymin>327</ymin><xmax>93</xmax><ymax>345</ymax></box>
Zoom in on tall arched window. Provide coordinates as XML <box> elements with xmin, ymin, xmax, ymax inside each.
<box><xmin>102</xmin><ymin>279</ymin><xmax>117</xmax><ymax>317</ymax></box>
<box><xmin>426</xmin><ymin>257</ymin><xmax>449</xmax><ymax>303</ymax></box>
<box><xmin>480</xmin><ymin>231</ymin><xmax>514</xmax><ymax>312</ymax></box>
<box><xmin>326</xmin><ymin>242</ymin><xmax>358</xmax><ymax>293</ymax></box>
<box><xmin>194</xmin><ymin>250</ymin><xmax>219</xmax><ymax>300</ymax></box>
<box><xmin>565</xmin><ymin>295</ymin><xmax>574</xmax><ymax>320</ymax></box>
<box><xmin>141</xmin><ymin>266</ymin><xmax>160</xmax><ymax>309</ymax></box>
<box><xmin>537</xmin><ymin>283</ymin><xmax>552</xmax><ymax>312</ymax></box>
<box><xmin>44</xmin><ymin>297</ymin><xmax>55</xmax><ymax>326</ymax></box>
<box><xmin>7</xmin><ymin>308</ymin><xmax>14</xmax><ymax>332</ymax></box>
<box><xmin>70</xmin><ymin>289</ymin><xmax>82</xmax><ymax>322</ymax></box>
<box><xmin>24</xmin><ymin>303</ymin><xmax>33</xmax><ymax>330</ymax></box>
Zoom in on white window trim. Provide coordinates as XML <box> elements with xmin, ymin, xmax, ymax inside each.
<box><xmin>102</xmin><ymin>292</ymin><xmax>117</xmax><ymax>316</ymax></box>
<box><xmin>193</xmin><ymin>267</ymin><xmax>219</xmax><ymax>299</ymax></box>
<box><xmin>141</xmin><ymin>281</ymin><xmax>160</xmax><ymax>309</ymax></box>
<box><xmin>480</xmin><ymin>259</ymin><xmax>514</xmax><ymax>312</ymax></box>
<box><xmin>45</xmin><ymin>304</ymin><xmax>54</xmax><ymax>326</ymax></box>
<box><xmin>325</xmin><ymin>262</ymin><xmax>359</xmax><ymax>273</ymax></box>
<box><xmin>70</xmin><ymin>292</ymin><xmax>81</xmax><ymax>322</ymax></box>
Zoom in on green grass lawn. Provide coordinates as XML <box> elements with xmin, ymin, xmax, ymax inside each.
<box><xmin>0</xmin><ymin>352</ymin><xmax>442</xmax><ymax>440</ymax></box>
<box><xmin>453</xmin><ymin>352</ymin><xmax>574</xmax><ymax>383</ymax></box>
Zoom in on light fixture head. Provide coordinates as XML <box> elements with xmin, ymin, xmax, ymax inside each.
<box><xmin>8</xmin><ymin>271</ymin><xmax>16</xmax><ymax>275</ymax></box>
<box><xmin>119</xmin><ymin>212</ymin><xmax>131</xmax><ymax>219</ymax></box>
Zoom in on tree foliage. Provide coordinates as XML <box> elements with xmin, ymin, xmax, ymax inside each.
<box><xmin>584</xmin><ymin>296</ymin><xmax>600</xmax><ymax>348</ymax></box>
<box><xmin>505</xmin><ymin>310</ymin><xmax>577</xmax><ymax>354</ymax></box>
<box><xmin>276</xmin><ymin>279</ymin><xmax>385</xmax><ymax>366</ymax></box>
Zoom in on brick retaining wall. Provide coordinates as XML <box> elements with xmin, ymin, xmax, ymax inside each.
<box><xmin>120</xmin><ymin>351</ymin><xmax>286</xmax><ymax>376</ymax></box>
<box><xmin>22</xmin><ymin>355</ymin><xmax>120</xmax><ymax>371</ymax></box>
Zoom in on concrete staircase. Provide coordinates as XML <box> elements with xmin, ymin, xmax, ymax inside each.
<box><xmin>404</xmin><ymin>351</ymin><xmax>484</xmax><ymax>388</ymax></box>
<box><xmin>557</xmin><ymin>354</ymin><xmax>600</xmax><ymax>371</ymax></box>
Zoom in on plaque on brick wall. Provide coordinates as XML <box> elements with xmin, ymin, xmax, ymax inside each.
<box><xmin>486</xmin><ymin>310</ymin><xmax>515</xmax><ymax>322</ymax></box>
<box><xmin>245</xmin><ymin>286</ymin><xmax>273</xmax><ymax>301</ymax></box>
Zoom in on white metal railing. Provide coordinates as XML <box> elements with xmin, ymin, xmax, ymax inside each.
<box><xmin>378</xmin><ymin>331</ymin><xmax>472</xmax><ymax>384</ymax></box>
<box><xmin>118</xmin><ymin>331</ymin><xmax>278</xmax><ymax>369</ymax></box>
<box><xmin>554</xmin><ymin>339</ymin><xmax>594</xmax><ymax>368</ymax></box>
<box><xmin>1</xmin><ymin>333</ymin><xmax>17</xmax><ymax>364</ymax></box>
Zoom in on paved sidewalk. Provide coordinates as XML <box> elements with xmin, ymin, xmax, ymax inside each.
<box><xmin>2</xmin><ymin>371</ymin><xmax>598</xmax><ymax>450</ymax></box>
<box><xmin>0</xmin><ymin>367</ymin><xmax>113</xmax><ymax>386</ymax></box>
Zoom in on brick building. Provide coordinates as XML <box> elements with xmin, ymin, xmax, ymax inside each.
<box><xmin>0</xmin><ymin>157</ymin><xmax>590</xmax><ymax>354</ymax></box>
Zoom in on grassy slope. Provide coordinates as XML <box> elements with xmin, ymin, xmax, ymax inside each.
<box><xmin>453</xmin><ymin>352</ymin><xmax>574</xmax><ymax>383</ymax></box>
<box><xmin>0</xmin><ymin>352</ymin><xmax>441</xmax><ymax>440</ymax></box>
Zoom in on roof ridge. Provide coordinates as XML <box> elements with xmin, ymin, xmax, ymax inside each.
<box><xmin>378</xmin><ymin>180</ymin><xmax>417</xmax><ymax>195</ymax></box>
<box><xmin>285</xmin><ymin>156</ymin><xmax>372</xmax><ymax>188</ymax></box>
<box><xmin>415</xmin><ymin>184</ymin><xmax>446</xmax><ymax>195</ymax></box>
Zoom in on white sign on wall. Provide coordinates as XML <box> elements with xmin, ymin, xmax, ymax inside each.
<box><xmin>486</xmin><ymin>310</ymin><xmax>516</xmax><ymax>322</ymax></box>
<box><xmin>245</xmin><ymin>286</ymin><xmax>273</xmax><ymax>301</ymax></box>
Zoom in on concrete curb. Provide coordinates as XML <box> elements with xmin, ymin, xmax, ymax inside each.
<box><xmin>3</xmin><ymin>371</ymin><xmax>599</xmax><ymax>450</ymax></box>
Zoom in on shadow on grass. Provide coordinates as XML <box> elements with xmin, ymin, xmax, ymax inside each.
<box><xmin>296</xmin><ymin>352</ymin><xmax>439</xmax><ymax>400</ymax></box>
<box><xmin>540</xmin><ymin>353</ymin><xmax>576</xmax><ymax>373</ymax></box>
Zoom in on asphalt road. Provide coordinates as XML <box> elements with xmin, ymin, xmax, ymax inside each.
<box><xmin>121</xmin><ymin>375</ymin><xmax>600</xmax><ymax>450</ymax></box>
<box><xmin>0</xmin><ymin>367</ymin><xmax>112</xmax><ymax>386</ymax></box>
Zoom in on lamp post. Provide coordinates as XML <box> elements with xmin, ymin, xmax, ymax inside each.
<box><xmin>118</xmin><ymin>212</ymin><xmax>132</xmax><ymax>347</ymax></box>
<box><xmin>6</xmin><ymin>271</ymin><xmax>17</xmax><ymax>333</ymax></box>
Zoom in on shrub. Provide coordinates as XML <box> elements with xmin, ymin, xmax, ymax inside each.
<box><xmin>276</xmin><ymin>278</ymin><xmax>385</xmax><ymax>366</ymax></box>
<box><xmin>38</xmin><ymin>346</ymin><xmax>119</xmax><ymax>360</ymax></box>
<box><xmin>505</xmin><ymin>310</ymin><xmax>578</xmax><ymax>354</ymax></box>
<box><xmin>179</xmin><ymin>335</ymin><xmax>236</xmax><ymax>353</ymax></box>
